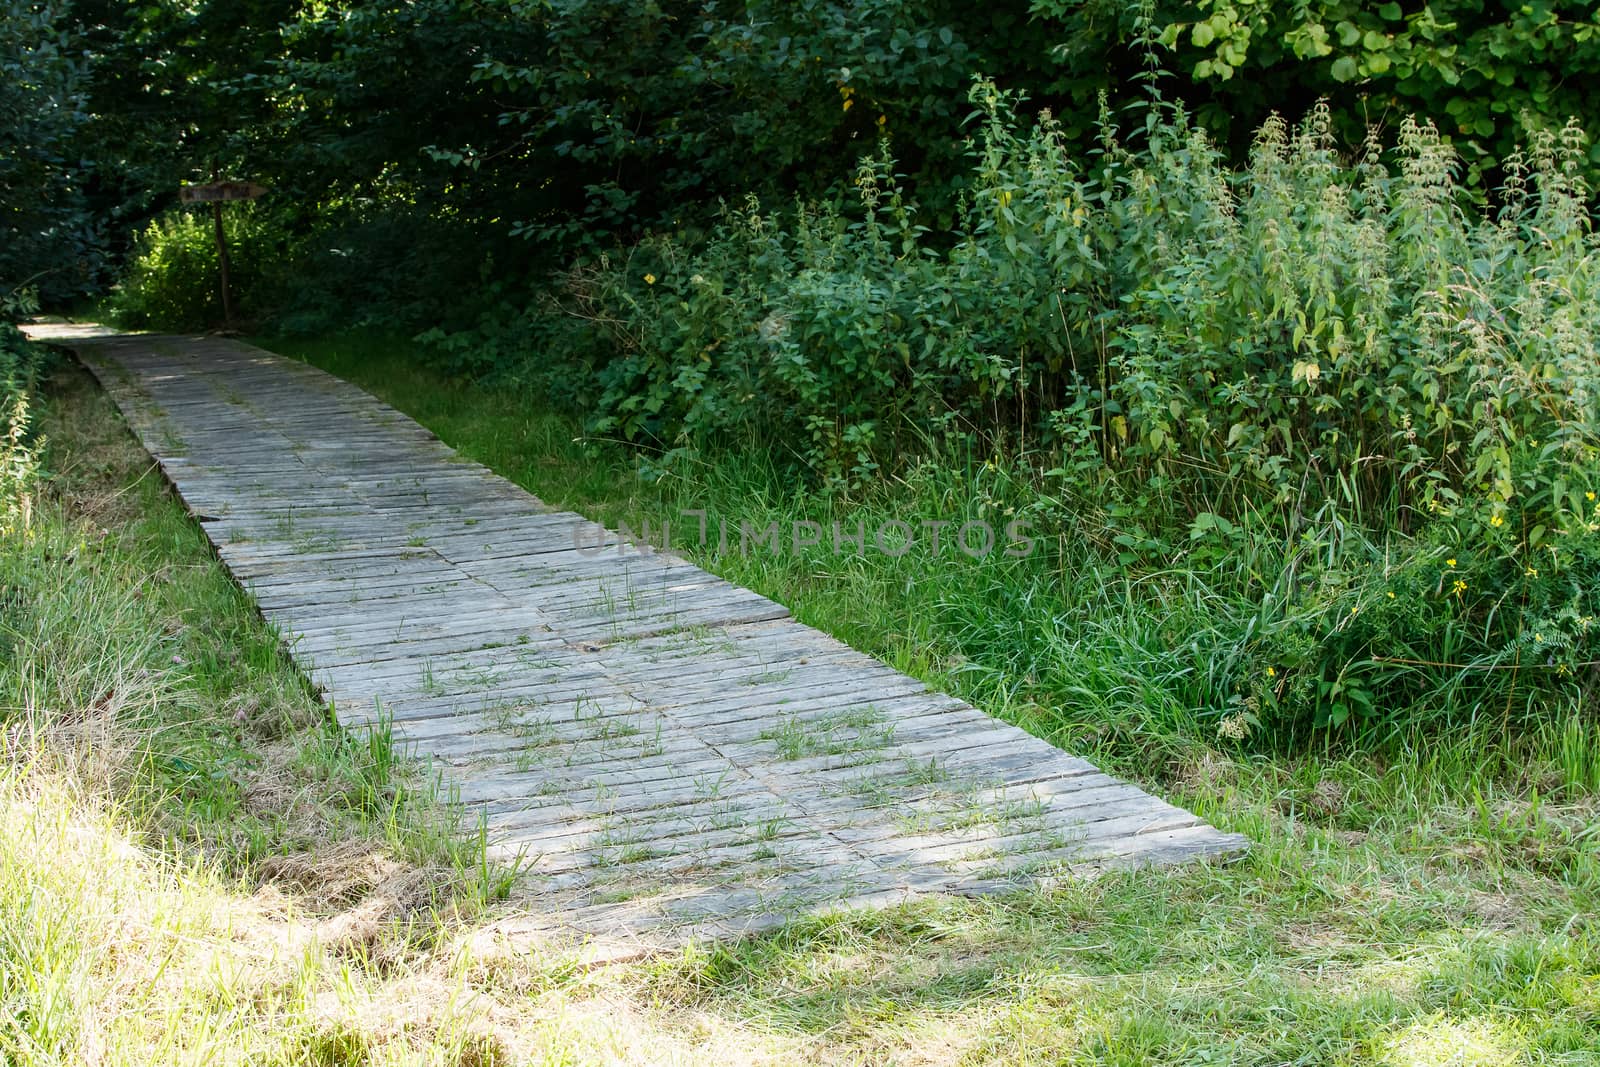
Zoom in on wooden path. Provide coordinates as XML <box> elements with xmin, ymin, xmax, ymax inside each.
<box><xmin>37</xmin><ymin>326</ymin><xmax>1246</xmax><ymax>958</ymax></box>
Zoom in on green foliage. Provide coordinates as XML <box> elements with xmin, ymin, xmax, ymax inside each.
<box><xmin>271</xmin><ymin>206</ymin><xmax>500</xmax><ymax>338</ymax></box>
<box><xmin>1144</xmin><ymin>0</ymin><xmax>1600</xmax><ymax>183</ymax></box>
<box><xmin>108</xmin><ymin>207</ymin><xmax>288</xmax><ymax>331</ymax></box>
<box><xmin>257</xmin><ymin>0</ymin><xmax>1056</xmax><ymax>261</ymax></box>
<box><xmin>0</xmin><ymin>0</ymin><xmax>100</xmax><ymax>302</ymax></box>
<box><xmin>568</xmin><ymin>87</ymin><xmax>1600</xmax><ymax>503</ymax></box>
<box><xmin>532</xmin><ymin>87</ymin><xmax>1600</xmax><ymax>738</ymax></box>
<box><xmin>30</xmin><ymin>0</ymin><xmax>1600</xmax><ymax>321</ymax></box>
<box><xmin>0</xmin><ymin>330</ymin><xmax>40</xmax><ymax>537</ymax></box>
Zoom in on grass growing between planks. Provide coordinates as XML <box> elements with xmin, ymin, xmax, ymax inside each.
<box><xmin>234</xmin><ymin>328</ymin><xmax>1600</xmax><ymax>1064</ymax></box>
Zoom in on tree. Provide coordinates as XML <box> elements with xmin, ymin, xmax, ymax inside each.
<box><xmin>0</xmin><ymin>0</ymin><xmax>96</xmax><ymax>305</ymax></box>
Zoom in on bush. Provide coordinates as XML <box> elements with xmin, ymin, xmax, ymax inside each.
<box><xmin>534</xmin><ymin>84</ymin><xmax>1600</xmax><ymax>738</ymax></box>
<box><xmin>108</xmin><ymin>207</ymin><xmax>289</xmax><ymax>331</ymax></box>
<box><xmin>111</xmin><ymin>200</ymin><xmax>510</xmax><ymax>339</ymax></box>
<box><xmin>567</xmin><ymin>86</ymin><xmax>1600</xmax><ymax>505</ymax></box>
<box><xmin>1142</xmin><ymin>0</ymin><xmax>1600</xmax><ymax>185</ymax></box>
<box><xmin>272</xmin><ymin>207</ymin><xmax>504</xmax><ymax>338</ymax></box>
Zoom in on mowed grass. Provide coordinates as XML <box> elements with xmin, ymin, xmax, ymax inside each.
<box><xmin>4</xmin><ymin>334</ymin><xmax>1597</xmax><ymax>1064</ymax></box>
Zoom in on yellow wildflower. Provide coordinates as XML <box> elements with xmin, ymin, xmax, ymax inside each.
<box><xmin>1452</xmin><ymin>578</ymin><xmax>1468</xmax><ymax>595</ymax></box>
<box><xmin>1587</xmin><ymin>492</ymin><xmax>1595</xmax><ymax>502</ymax></box>
<box><xmin>1446</xmin><ymin>558</ymin><xmax>1457</xmax><ymax>567</ymax></box>
<box><xmin>1266</xmin><ymin>666</ymin><xmax>1276</xmax><ymax>677</ymax></box>
<box><xmin>1387</xmin><ymin>591</ymin><xmax>1396</xmax><ymax>598</ymax></box>
<box><xmin>644</xmin><ymin>273</ymin><xmax>656</xmax><ymax>285</ymax></box>
<box><xmin>1526</xmin><ymin>566</ymin><xmax>1539</xmax><ymax>577</ymax></box>
<box><xmin>1490</xmin><ymin>514</ymin><xmax>1504</xmax><ymax>527</ymax></box>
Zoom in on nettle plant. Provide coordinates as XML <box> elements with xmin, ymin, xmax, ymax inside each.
<box><xmin>1079</xmin><ymin>99</ymin><xmax>1600</xmax><ymax>729</ymax></box>
<box><xmin>0</xmin><ymin>321</ymin><xmax>41</xmax><ymax>537</ymax></box>
<box><xmin>577</xmin><ymin>116</ymin><xmax>1096</xmax><ymax>485</ymax></box>
<box><xmin>1099</xmin><ymin>101</ymin><xmax>1599</xmax><ymax>516</ymax></box>
<box><xmin>575</xmin><ymin>81</ymin><xmax>1600</xmax><ymax>732</ymax></box>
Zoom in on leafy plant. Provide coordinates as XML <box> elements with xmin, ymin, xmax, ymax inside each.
<box><xmin>0</xmin><ymin>318</ymin><xmax>42</xmax><ymax>537</ymax></box>
<box><xmin>108</xmin><ymin>207</ymin><xmax>288</xmax><ymax>330</ymax></box>
<box><xmin>540</xmin><ymin>83</ymin><xmax>1600</xmax><ymax>736</ymax></box>
<box><xmin>1145</xmin><ymin>0</ymin><xmax>1600</xmax><ymax>184</ymax></box>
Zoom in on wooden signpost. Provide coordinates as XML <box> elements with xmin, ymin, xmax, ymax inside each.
<box><xmin>179</xmin><ymin>179</ymin><xmax>268</xmax><ymax>330</ymax></box>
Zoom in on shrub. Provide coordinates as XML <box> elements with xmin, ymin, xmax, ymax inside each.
<box><xmin>569</xmin><ymin>86</ymin><xmax>1600</xmax><ymax>507</ymax></box>
<box><xmin>542</xmin><ymin>83</ymin><xmax>1600</xmax><ymax>737</ymax></box>
<box><xmin>108</xmin><ymin>207</ymin><xmax>288</xmax><ymax>331</ymax></box>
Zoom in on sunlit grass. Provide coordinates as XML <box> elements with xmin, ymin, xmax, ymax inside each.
<box><xmin>5</xmin><ymin>335</ymin><xmax>1596</xmax><ymax>1063</ymax></box>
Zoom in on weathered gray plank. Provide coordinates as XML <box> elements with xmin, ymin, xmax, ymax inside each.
<box><xmin>37</xmin><ymin>325</ymin><xmax>1248</xmax><ymax>956</ymax></box>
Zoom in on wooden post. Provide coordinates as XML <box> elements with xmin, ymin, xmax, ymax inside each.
<box><xmin>178</xmin><ymin>177</ymin><xmax>267</xmax><ymax>331</ymax></box>
<box><xmin>213</xmin><ymin>200</ymin><xmax>234</xmax><ymax>329</ymax></box>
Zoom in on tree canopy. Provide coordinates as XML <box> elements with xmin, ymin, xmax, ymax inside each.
<box><xmin>8</xmin><ymin>0</ymin><xmax>1600</xmax><ymax>308</ymax></box>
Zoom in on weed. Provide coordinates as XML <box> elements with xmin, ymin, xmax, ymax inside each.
<box><xmin>760</xmin><ymin>707</ymin><xmax>894</xmax><ymax>761</ymax></box>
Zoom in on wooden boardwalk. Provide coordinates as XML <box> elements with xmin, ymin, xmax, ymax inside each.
<box><xmin>41</xmin><ymin>326</ymin><xmax>1246</xmax><ymax>957</ymax></box>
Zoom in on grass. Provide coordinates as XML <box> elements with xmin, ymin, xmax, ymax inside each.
<box><xmin>0</xmin><ymin>354</ymin><xmax>516</xmax><ymax>1063</ymax></box>
<box><xmin>4</xmin><ymin>332</ymin><xmax>1599</xmax><ymax>1063</ymax></box>
<box><xmin>248</xmin><ymin>329</ymin><xmax>1600</xmax><ymax>1062</ymax></box>
<box><xmin>760</xmin><ymin>707</ymin><xmax>895</xmax><ymax>761</ymax></box>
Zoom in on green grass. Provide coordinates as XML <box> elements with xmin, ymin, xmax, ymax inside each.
<box><xmin>0</xmin><ymin>354</ymin><xmax>524</xmax><ymax>1062</ymax></box>
<box><xmin>759</xmin><ymin>707</ymin><xmax>895</xmax><ymax>761</ymax></box>
<box><xmin>7</xmin><ymin>355</ymin><xmax>498</xmax><ymax>883</ymax></box>
<box><xmin>229</xmin><ymin>328</ymin><xmax>1600</xmax><ymax>1063</ymax></box>
<box><xmin>7</xmin><ymin>333</ymin><xmax>1600</xmax><ymax>1063</ymax></box>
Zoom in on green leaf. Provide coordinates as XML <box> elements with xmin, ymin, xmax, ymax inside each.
<box><xmin>1331</xmin><ymin>55</ymin><xmax>1359</xmax><ymax>81</ymax></box>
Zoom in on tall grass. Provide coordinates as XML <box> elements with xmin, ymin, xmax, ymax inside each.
<box><xmin>406</xmin><ymin>86</ymin><xmax>1600</xmax><ymax>742</ymax></box>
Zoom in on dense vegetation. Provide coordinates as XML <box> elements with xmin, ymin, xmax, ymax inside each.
<box><xmin>10</xmin><ymin>1</ymin><xmax>1600</xmax><ymax>743</ymax></box>
<box><xmin>7</xmin><ymin>4</ymin><xmax>1600</xmax><ymax>1061</ymax></box>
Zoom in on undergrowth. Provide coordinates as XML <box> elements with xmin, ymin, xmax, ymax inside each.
<box><xmin>389</xmin><ymin>87</ymin><xmax>1600</xmax><ymax>742</ymax></box>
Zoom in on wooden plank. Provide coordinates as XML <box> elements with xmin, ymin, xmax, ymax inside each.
<box><xmin>52</xmin><ymin>327</ymin><xmax>1249</xmax><ymax>952</ymax></box>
